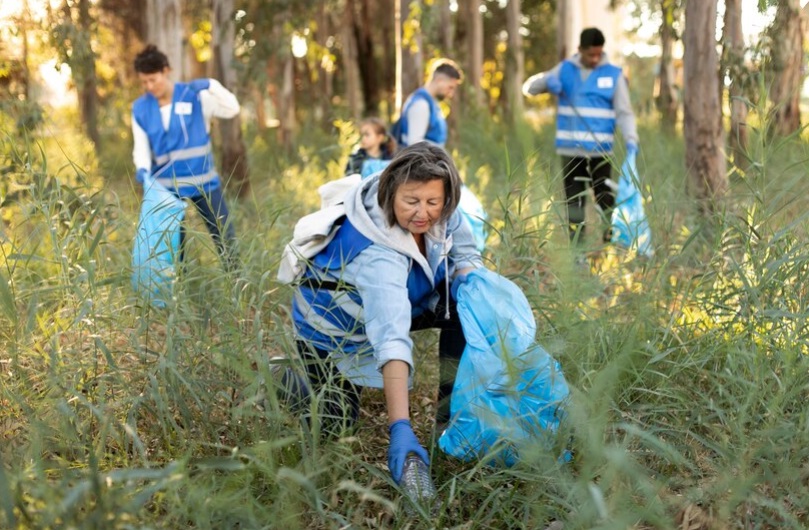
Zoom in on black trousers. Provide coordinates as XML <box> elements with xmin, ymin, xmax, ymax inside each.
<box><xmin>296</xmin><ymin>290</ymin><xmax>466</xmax><ymax>432</ymax></box>
<box><xmin>177</xmin><ymin>186</ymin><xmax>238</xmax><ymax>270</ymax></box>
<box><xmin>561</xmin><ymin>156</ymin><xmax>616</xmax><ymax>242</ymax></box>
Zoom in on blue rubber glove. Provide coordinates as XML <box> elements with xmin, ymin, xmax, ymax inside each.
<box><xmin>545</xmin><ymin>75</ymin><xmax>562</xmax><ymax>96</ymax></box>
<box><xmin>451</xmin><ymin>273</ymin><xmax>470</xmax><ymax>302</ymax></box>
<box><xmin>388</xmin><ymin>419</ymin><xmax>429</xmax><ymax>484</ymax></box>
<box><xmin>188</xmin><ymin>78</ymin><xmax>211</xmax><ymax>92</ymax></box>
<box><xmin>626</xmin><ymin>142</ymin><xmax>638</xmax><ymax>156</ymax></box>
<box><xmin>136</xmin><ymin>168</ymin><xmax>149</xmax><ymax>184</ymax></box>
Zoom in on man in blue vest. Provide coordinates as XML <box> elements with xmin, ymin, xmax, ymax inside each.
<box><xmin>132</xmin><ymin>45</ymin><xmax>240</xmax><ymax>271</ymax></box>
<box><xmin>396</xmin><ymin>58</ymin><xmax>462</xmax><ymax>147</ymax></box>
<box><xmin>523</xmin><ymin>27</ymin><xmax>639</xmax><ymax>243</ymax></box>
<box><xmin>396</xmin><ymin>59</ymin><xmax>488</xmax><ymax>252</ymax></box>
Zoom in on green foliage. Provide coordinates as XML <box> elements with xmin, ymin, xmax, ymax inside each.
<box><xmin>48</xmin><ymin>0</ymin><xmax>95</xmax><ymax>86</ymax></box>
<box><xmin>0</xmin><ymin>108</ymin><xmax>99</xmax><ymax>208</ymax></box>
<box><xmin>3</xmin><ymin>107</ymin><xmax>809</xmax><ymax>528</ymax></box>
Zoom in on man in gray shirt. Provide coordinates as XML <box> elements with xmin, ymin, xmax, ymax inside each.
<box><xmin>397</xmin><ymin>58</ymin><xmax>462</xmax><ymax>148</ymax></box>
<box><xmin>523</xmin><ymin>27</ymin><xmax>639</xmax><ymax>243</ymax></box>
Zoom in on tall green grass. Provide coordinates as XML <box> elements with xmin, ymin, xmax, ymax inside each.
<box><xmin>1</xmin><ymin>108</ymin><xmax>809</xmax><ymax>529</ymax></box>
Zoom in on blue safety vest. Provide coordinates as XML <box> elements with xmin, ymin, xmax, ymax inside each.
<box><xmin>293</xmin><ymin>218</ymin><xmax>446</xmax><ymax>352</ymax></box>
<box><xmin>397</xmin><ymin>88</ymin><xmax>448</xmax><ymax>147</ymax></box>
<box><xmin>133</xmin><ymin>83</ymin><xmax>220</xmax><ymax>198</ymax></box>
<box><xmin>555</xmin><ymin>61</ymin><xmax>621</xmax><ymax>153</ymax></box>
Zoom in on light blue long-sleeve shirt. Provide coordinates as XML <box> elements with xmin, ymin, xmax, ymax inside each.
<box><xmin>294</xmin><ymin>174</ymin><xmax>482</xmax><ymax>388</ymax></box>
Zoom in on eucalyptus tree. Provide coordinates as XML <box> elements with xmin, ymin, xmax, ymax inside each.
<box><xmin>722</xmin><ymin>0</ymin><xmax>748</xmax><ymax>171</ymax></box>
<box><xmin>683</xmin><ymin>0</ymin><xmax>727</xmax><ymax>211</ymax></box>
<box><xmin>657</xmin><ymin>0</ymin><xmax>680</xmax><ymax>131</ymax></box>
<box><xmin>212</xmin><ymin>0</ymin><xmax>249</xmax><ymax>196</ymax></box>
<box><xmin>144</xmin><ymin>0</ymin><xmax>187</xmax><ymax>78</ymax></box>
<box><xmin>503</xmin><ymin>0</ymin><xmax>525</xmax><ymax>124</ymax></box>
<box><xmin>766</xmin><ymin>0</ymin><xmax>803</xmax><ymax>136</ymax></box>
<box><xmin>50</xmin><ymin>0</ymin><xmax>102</xmax><ymax>152</ymax></box>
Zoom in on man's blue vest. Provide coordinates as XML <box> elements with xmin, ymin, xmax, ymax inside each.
<box><xmin>133</xmin><ymin>83</ymin><xmax>220</xmax><ymax>198</ymax></box>
<box><xmin>293</xmin><ymin>218</ymin><xmax>446</xmax><ymax>352</ymax></box>
<box><xmin>398</xmin><ymin>88</ymin><xmax>448</xmax><ymax>147</ymax></box>
<box><xmin>555</xmin><ymin>61</ymin><xmax>621</xmax><ymax>154</ymax></box>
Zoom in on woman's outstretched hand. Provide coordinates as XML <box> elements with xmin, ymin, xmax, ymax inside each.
<box><xmin>388</xmin><ymin>419</ymin><xmax>429</xmax><ymax>483</ymax></box>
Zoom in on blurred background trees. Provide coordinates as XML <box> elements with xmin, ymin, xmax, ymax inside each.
<box><xmin>1</xmin><ymin>0</ymin><xmax>807</xmax><ymax>211</ymax></box>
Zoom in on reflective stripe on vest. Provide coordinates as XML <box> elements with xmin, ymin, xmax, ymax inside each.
<box><xmin>293</xmin><ymin>218</ymin><xmax>373</xmax><ymax>352</ymax></box>
<box><xmin>293</xmin><ymin>217</ymin><xmax>446</xmax><ymax>352</ymax></box>
<box><xmin>153</xmin><ymin>143</ymin><xmax>213</xmax><ymax>166</ymax></box>
<box><xmin>155</xmin><ymin>169</ymin><xmax>218</xmax><ymax>189</ymax></box>
<box><xmin>133</xmin><ymin>83</ymin><xmax>220</xmax><ymax>196</ymax></box>
<box><xmin>555</xmin><ymin>61</ymin><xmax>621</xmax><ymax>153</ymax></box>
<box><xmin>557</xmin><ymin>106</ymin><xmax>616</xmax><ymax>119</ymax></box>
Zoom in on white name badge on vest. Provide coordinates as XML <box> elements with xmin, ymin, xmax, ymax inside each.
<box><xmin>175</xmin><ymin>102</ymin><xmax>193</xmax><ymax>116</ymax></box>
<box><xmin>597</xmin><ymin>76</ymin><xmax>614</xmax><ymax>89</ymax></box>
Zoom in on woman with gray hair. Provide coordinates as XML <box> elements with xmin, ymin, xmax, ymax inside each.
<box><xmin>292</xmin><ymin>142</ymin><xmax>483</xmax><ymax>484</ymax></box>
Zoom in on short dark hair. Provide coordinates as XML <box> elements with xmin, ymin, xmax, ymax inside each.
<box><xmin>579</xmin><ymin>28</ymin><xmax>605</xmax><ymax>48</ymax></box>
<box><xmin>377</xmin><ymin>142</ymin><xmax>462</xmax><ymax>227</ymax></box>
<box><xmin>134</xmin><ymin>45</ymin><xmax>170</xmax><ymax>74</ymax></box>
<box><xmin>430</xmin><ymin>58</ymin><xmax>463</xmax><ymax>82</ymax></box>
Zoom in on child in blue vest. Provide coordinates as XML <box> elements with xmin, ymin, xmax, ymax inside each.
<box><xmin>292</xmin><ymin>143</ymin><xmax>483</xmax><ymax>485</ymax></box>
<box><xmin>131</xmin><ymin>45</ymin><xmax>240</xmax><ymax>271</ymax></box>
<box><xmin>344</xmin><ymin>117</ymin><xmax>396</xmax><ymax>178</ymax></box>
<box><xmin>523</xmin><ymin>27</ymin><xmax>639</xmax><ymax>243</ymax></box>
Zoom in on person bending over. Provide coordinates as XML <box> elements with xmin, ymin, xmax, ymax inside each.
<box><xmin>292</xmin><ymin>142</ymin><xmax>482</xmax><ymax>483</ymax></box>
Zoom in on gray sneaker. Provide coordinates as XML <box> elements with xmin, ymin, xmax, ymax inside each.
<box><xmin>269</xmin><ymin>356</ymin><xmax>311</xmax><ymax>413</ymax></box>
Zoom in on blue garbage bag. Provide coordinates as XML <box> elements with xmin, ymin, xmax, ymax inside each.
<box><xmin>439</xmin><ymin>269</ymin><xmax>569</xmax><ymax>466</ymax></box>
<box><xmin>131</xmin><ymin>174</ymin><xmax>187</xmax><ymax>308</ymax></box>
<box><xmin>611</xmin><ymin>152</ymin><xmax>653</xmax><ymax>257</ymax></box>
<box><xmin>458</xmin><ymin>185</ymin><xmax>488</xmax><ymax>253</ymax></box>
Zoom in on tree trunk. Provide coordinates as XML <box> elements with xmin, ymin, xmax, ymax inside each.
<box><xmin>279</xmin><ymin>53</ymin><xmax>297</xmax><ymax>153</ymax></box>
<box><xmin>355</xmin><ymin>0</ymin><xmax>380</xmax><ymax>114</ymax></box>
<box><xmin>503</xmin><ymin>0</ymin><xmax>524</xmax><ymax>124</ymax></box>
<box><xmin>656</xmin><ymin>0</ymin><xmax>678</xmax><ymax>132</ymax></box>
<box><xmin>683</xmin><ymin>0</ymin><xmax>727</xmax><ymax>212</ymax></box>
<box><xmin>211</xmin><ymin>0</ymin><xmax>249</xmax><ymax>198</ymax></box>
<box><xmin>722</xmin><ymin>0</ymin><xmax>748</xmax><ymax>171</ymax></box>
<box><xmin>395</xmin><ymin>0</ymin><xmax>403</xmax><ymax>113</ymax></box>
<box><xmin>400</xmin><ymin>0</ymin><xmax>423</xmax><ymax>103</ymax></box>
<box><xmin>265</xmin><ymin>53</ymin><xmax>280</xmax><ymax>133</ymax></box>
<box><xmin>253</xmin><ymin>83</ymin><xmax>267</xmax><ymax>133</ymax></box>
<box><xmin>65</xmin><ymin>0</ymin><xmax>101</xmax><ymax>153</ymax></box>
<box><xmin>314</xmin><ymin>3</ymin><xmax>334</xmax><ymax>127</ymax></box>
<box><xmin>768</xmin><ymin>0</ymin><xmax>803</xmax><ymax>137</ymax></box>
<box><xmin>381</xmin><ymin>0</ymin><xmax>396</xmax><ymax>121</ymax></box>
<box><xmin>436</xmin><ymin>0</ymin><xmax>452</xmax><ymax>53</ymax></box>
<box><xmin>145</xmin><ymin>0</ymin><xmax>185</xmax><ymax>78</ymax></box>
<box><xmin>344</xmin><ymin>0</ymin><xmax>362</xmax><ymax>120</ymax></box>
<box><xmin>556</xmin><ymin>0</ymin><xmax>571</xmax><ymax>61</ymax></box>
<box><xmin>467</xmin><ymin>0</ymin><xmax>484</xmax><ymax>107</ymax></box>
<box><xmin>20</xmin><ymin>0</ymin><xmax>32</xmax><ymax>101</ymax></box>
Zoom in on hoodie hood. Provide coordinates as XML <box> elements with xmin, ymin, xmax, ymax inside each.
<box><xmin>571</xmin><ymin>51</ymin><xmax>611</xmax><ymax>70</ymax></box>
<box><xmin>343</xmin><ymin>173</ymin><xmax>448</xmax><ymax>284</ymax></box>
